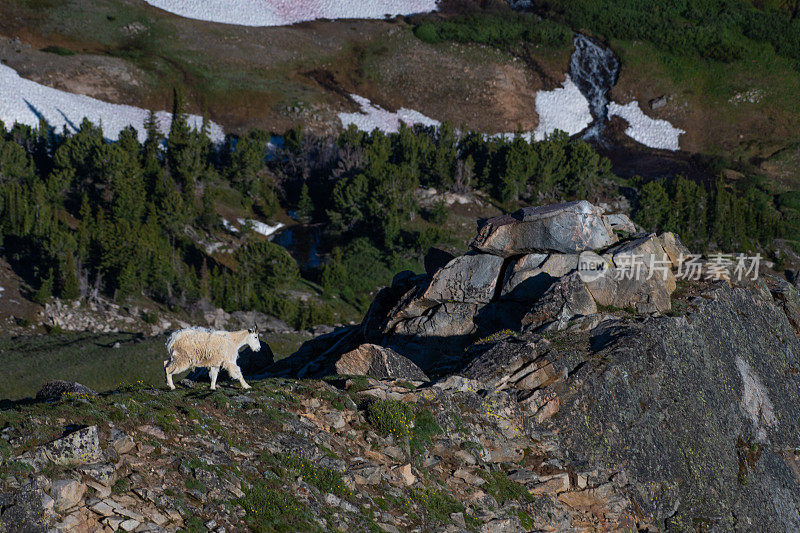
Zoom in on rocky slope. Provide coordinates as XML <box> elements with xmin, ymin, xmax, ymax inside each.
<box><xmin>3</xmin><ymin>202</ymin><xmax>800</xmax><ymax>532</ymax></box>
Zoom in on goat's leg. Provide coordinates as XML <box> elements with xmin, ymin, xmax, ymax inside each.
<box><xmin>226</xmin><ymin>363</ymin><xmax>251</xmax><ymax>389</ymax></box>
<box><xmin>209</xmin><ymin>366</ymin><xmax>220</xmax><ymax>390</ymax></box>
<box><xmin>165</xmin><ymin>361</ymin><xmax>178</xmax><ymax>390</ymax></box>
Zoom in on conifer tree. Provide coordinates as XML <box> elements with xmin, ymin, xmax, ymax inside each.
<box><xmin>33</xmin><ymin>269</ymin><xmax>54</xmax><ymax>305</ymax></box>
<box><xmin>297</xmin><ymin>182</ymin><xmax>314</xmax><ymax>223</ymax></box>
<box><xmin>59</xmin><ymin>250</ymin><xmax>81</xmax><ymax>300</ymax></box>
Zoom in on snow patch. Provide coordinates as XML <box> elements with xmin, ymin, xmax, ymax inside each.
<box><xmin>532</xmin><ymin>76</ymin><xmax>593</xmax><ymax>141</ymax></box>
<box><xmin>339</xmin><ymin>94</ymin><xmax>440</xmax><ymax>134</ymax></box>
<box><xmin>143</xmin><ymin>0</ymin><xmax>438</xmax><ymax>27</ymax></box>
<box><xmin>607</xmin><ymin>101</ymin><xmax>684</xmax><ymax>151</ymax></box>
<box><xmin>238</xmin><ymin>219</ymin><xmax>285</xmax><ymax>238</ymax></box>
<box><xmin>0</xmin><ymin>64</ymin><xmax>225</xmax><ymax>143</ymax></box>
<box><xmin>221</xmin><ymin>218</ymin><xmax>239</xmax><ymax>233</ymax></box>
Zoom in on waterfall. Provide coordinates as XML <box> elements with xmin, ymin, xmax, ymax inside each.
<box><xmin>568</xmin><ymin>34</ymin><xmax>620</xmax><ymax>139</ymax></box>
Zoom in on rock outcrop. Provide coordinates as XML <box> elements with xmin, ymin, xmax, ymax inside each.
<box><xmin>347</xmin><ymin>201</ymin><xmax>680</xmax><ymax>376</ymax></box>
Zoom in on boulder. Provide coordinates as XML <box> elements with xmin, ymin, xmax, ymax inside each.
<box><xmin>422</xmin><ymin>253</ymin><xmax>504</xmax><ymax>304</ymax></box>
<box><xmin>334</xmin><ymin>344</ymin><xmax>429</xmax><ymax>381</ymax></box>
<box><xmin>392</xmin><ymin>302</ymin><xmax>478</xmax><ymax>339</ymax></box>
<box><xmin>36</xmin><ymin>380</ymin><xmax>95</xmax><ymax>400</ymax></box>
<box><xmin>583</xmin><ymin>234</ymin><xmax>677</xmax><ymax>313</ymax></box>
<box><xmin>50</xmin><ymin>479</ymin><xmax>86</xmax><ymax>512</ymax></box>
<box><xmin>364</xmin><ymin>273</ymin><xmax>434</xmax><ymax>340</ymax></box>
<box><xmin>41</xmin><ymin>425</ymin><xmax>103</xmax><ymax>466</ymax></box>
<box><xmin>549</xmin><ymin>285</ymin><xmax>800</xmax><ymax>530</ymax></box>
<box><xmin>657</xmin><ymin>232</ymin><xmax>691</xmax><ymax>268</ymax></box>
<box><xmin>501</xmin><ymin>253</ymin><xmax>578</xmax><ymax>302</ymax></box>
<box><xmin>470</xmin><ymin>201</ymin><xmax>616</xmax><ymax>257</ymax></box>
<box><xmin>522</xmin><ymin>272</ymin><xmax>597</xmax><ymax>331</ymax></box>
<box><xmin>461</xmin><ymin>333</ymin><xmax>552</xmax><ymax>391</ymax></box>
<box><xmin>584</xmin><ymin>266</ymin><xmax>672</xmax><ymax>314</ymax></box>
<box><xmin>607</xmin><ymin>233</ymin><xmax>676</xmax><ymax>291</ymax></box>
<box><xmin>648</xmin><ymin>95</ymin><xmax>667</xmax><ymax>109</ymax></box>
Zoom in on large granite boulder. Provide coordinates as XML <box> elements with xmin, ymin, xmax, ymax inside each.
<box><xmin>392</xmin><ymin>302</ymin><xmax>478</xmax><ymax>339</ymax></box>
<box><xmin>470</xmin><ymin>201</ymin><xmax>617</xmax><ymax>257</ymax></box>
<box><xmin>501</xmin><ymin>253</ymin><xmax>578</xmax><ymax>302</ymax></box>
<box><xmin>334</xmin><ymin>344</ymin><xmax>428</xmax><ymax>381</ymax></box>
<box><xmin>422</xmin><ymin>253</ymin><xmax>504</xmax><ymax>304</ymax></box>
<box><xmin>657</xmin><ymin>232</ymin><xmax>691</xmax><ymax>268</ymax></box>
<box><xmin>581</xmin><ymin>235</ymin><xmax>677</xmax><ymax>314</ymax></box>
<box><xmin>521</xmin><ymin>272</ymin><xmax>597</xmax><ymax>331</ymax></box>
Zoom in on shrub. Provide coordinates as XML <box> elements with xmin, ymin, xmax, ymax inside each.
<box><xmin>366</xmin><ymin>399</ymin><xmax>414</xmax><ymax>440</ymax></box>
<box><xmin>239</xmin><ymin>482</ymin><xmax>312</xmax><ymax>532</ymax></box>
<box><xmin>283</xmin><ymin>455</ymin><xmax>352</xmax><ymax>498</ymax></box>
<box><xmin>41</xmin><ymin>45</ymin><xmax>76</xmax><ymax>56</ymax></box>
<box><xmin>412</xmin><ymin>488</ymin><xmax>465</xmax><ymax>524</ymax></box>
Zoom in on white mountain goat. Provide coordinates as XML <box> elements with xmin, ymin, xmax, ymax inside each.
<box><xmin>164</xmin><ymin>326</ymin><xmax>261</xmax><ymax>390</ymax></box>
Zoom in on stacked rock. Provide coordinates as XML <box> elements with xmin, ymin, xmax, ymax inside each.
<box><xmin>359</xmin><ymin>201</ymin><xmax>688</xmax><ymax>373</ymax></box>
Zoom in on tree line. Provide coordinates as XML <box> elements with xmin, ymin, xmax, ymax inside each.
<box><xmin>0</xmin><ymin>91</ymin><xmax>795</xmax><ymax>327</ymax></box>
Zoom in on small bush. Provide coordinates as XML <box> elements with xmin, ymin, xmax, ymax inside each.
<box><xmin>410</xmin><ymin>408</ymin><xmax>442</xmax><ymax>453</ymax></box>
<box><xmin>413</xmin><ymin>488</ymin><xmax>465</xmax><ymax>524</ymax></box>
<box><xmin>41</xmin><ymin>45</ymin><xmax>76</xmax><ymax>56</ymax></box>
<box><xmin>283</xmin><ymin>455</ymin><xmax>352</xmax><ymax>499</ymax></box>
<box><xmin>479</xmin><ymin>470</ymin><xmax>533</xmax><ymax>504</ymax></box>
<box><xmin>366</xmin><ymin>399</ymin><xmax>414</xmax><ymax>440</ymax></box>
<box><xmin>239</xmin><ymin>482</ymin><xmax>312</xmax><ymax>532</ymax></box>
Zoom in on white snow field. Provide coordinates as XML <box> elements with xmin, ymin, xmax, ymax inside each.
<box><xmin>608</xmin><ymin>101</ymin><xmax>684</xmax><ymax>151</ymax></box>
<box><xmin>238</xmin><ymin>219</ymin><xmax>285</xmax><ymax>238</ymax></box>
<box><xmin>143</xmin><ymin>0</ymin><xmax>438</xmax><ymax>27</ymax></box>
<box><xmin>0</xmin><ymin>64</ymin><xmax>225</xmax><ymax>143</ymax></box>
<box><xmin>340</xmin><ymin>78</ymin><xmax>594</xmax><ymax>142</ymax></box>
<box><xmin>532</xmin><ymin>76</ymin><xmax>593</xmax><ymax>141</ymax></box>
<box><xmin>338</xmin><ymin>94</ymin><xmax>440</xmax><ymax>133</ymax></box>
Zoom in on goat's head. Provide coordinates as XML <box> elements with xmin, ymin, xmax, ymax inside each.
<box><xmin>247</xmin><ymin>324</ymin><xmax>261</xmax><ymax>352</ymax></box>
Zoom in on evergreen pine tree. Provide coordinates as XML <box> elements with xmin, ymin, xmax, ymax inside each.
<box><xmin>59</xmin><ymin>250</ymin><xmax>81</xmax><ymax>300</ymax></box>
<box><xmin>297</xmin><ymin>182</ymin><xmax>314</xmax><ymax>223</ymax></box>
<box><xmin>33</xmin><ymin>269</ymin><xmax>54</xmax><ymax>304</ymax></box>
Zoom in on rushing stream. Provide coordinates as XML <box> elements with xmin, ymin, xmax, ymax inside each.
<box><xmin>568</xmin><ymin>33</ymin><xmax>621</xmax><ymax>140</ymax></box>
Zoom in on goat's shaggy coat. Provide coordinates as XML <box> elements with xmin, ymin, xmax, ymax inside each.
<box><xmin>164</xmin><ymin>327</ymin><xmax>261</xmax><ymax>390</ymax></box>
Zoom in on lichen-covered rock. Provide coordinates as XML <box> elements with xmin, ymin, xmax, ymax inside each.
<box><xmin>41</xmin><ymin>425</ymin><xmax>102</xmax><ymax>466</ymax></box>
<box><xmin>0</xmin><ymin>488</ymin><xmax>49</xmax><ymax>532</ymax></box>
<box><xmin>422</xmin><ymin>253</ymin><xmax>504</xmax><ymax>304</ymax></box>
<box><xmin>36</xmin><ymin>380</ymin><xmax>96</xmax><ymax>400</ymax></box>
<box><xmin>470</xmin><ymin>201</ymin><xmax>617</xmax><ymax>257</ymax></box>
<box><xmin>334</xmin><ymin>344</ymin><xmax>428</xmax><ymax>381</ymax></box>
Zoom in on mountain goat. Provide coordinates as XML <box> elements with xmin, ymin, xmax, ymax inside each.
<box><xmin>164</xmin><ymin>326</ymin><xmax>261</xmax><ymax>390</ymax></box>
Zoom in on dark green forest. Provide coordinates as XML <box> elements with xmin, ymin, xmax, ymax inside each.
<box><xmin>0</xmin><ymin>88</ymin><xmax>795</xmax><ymax>327</ymax></box>
<box><xmin>418</xmin><ymin>0</ymin><xmax>800</xmax><ymax>63</ymax></box>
